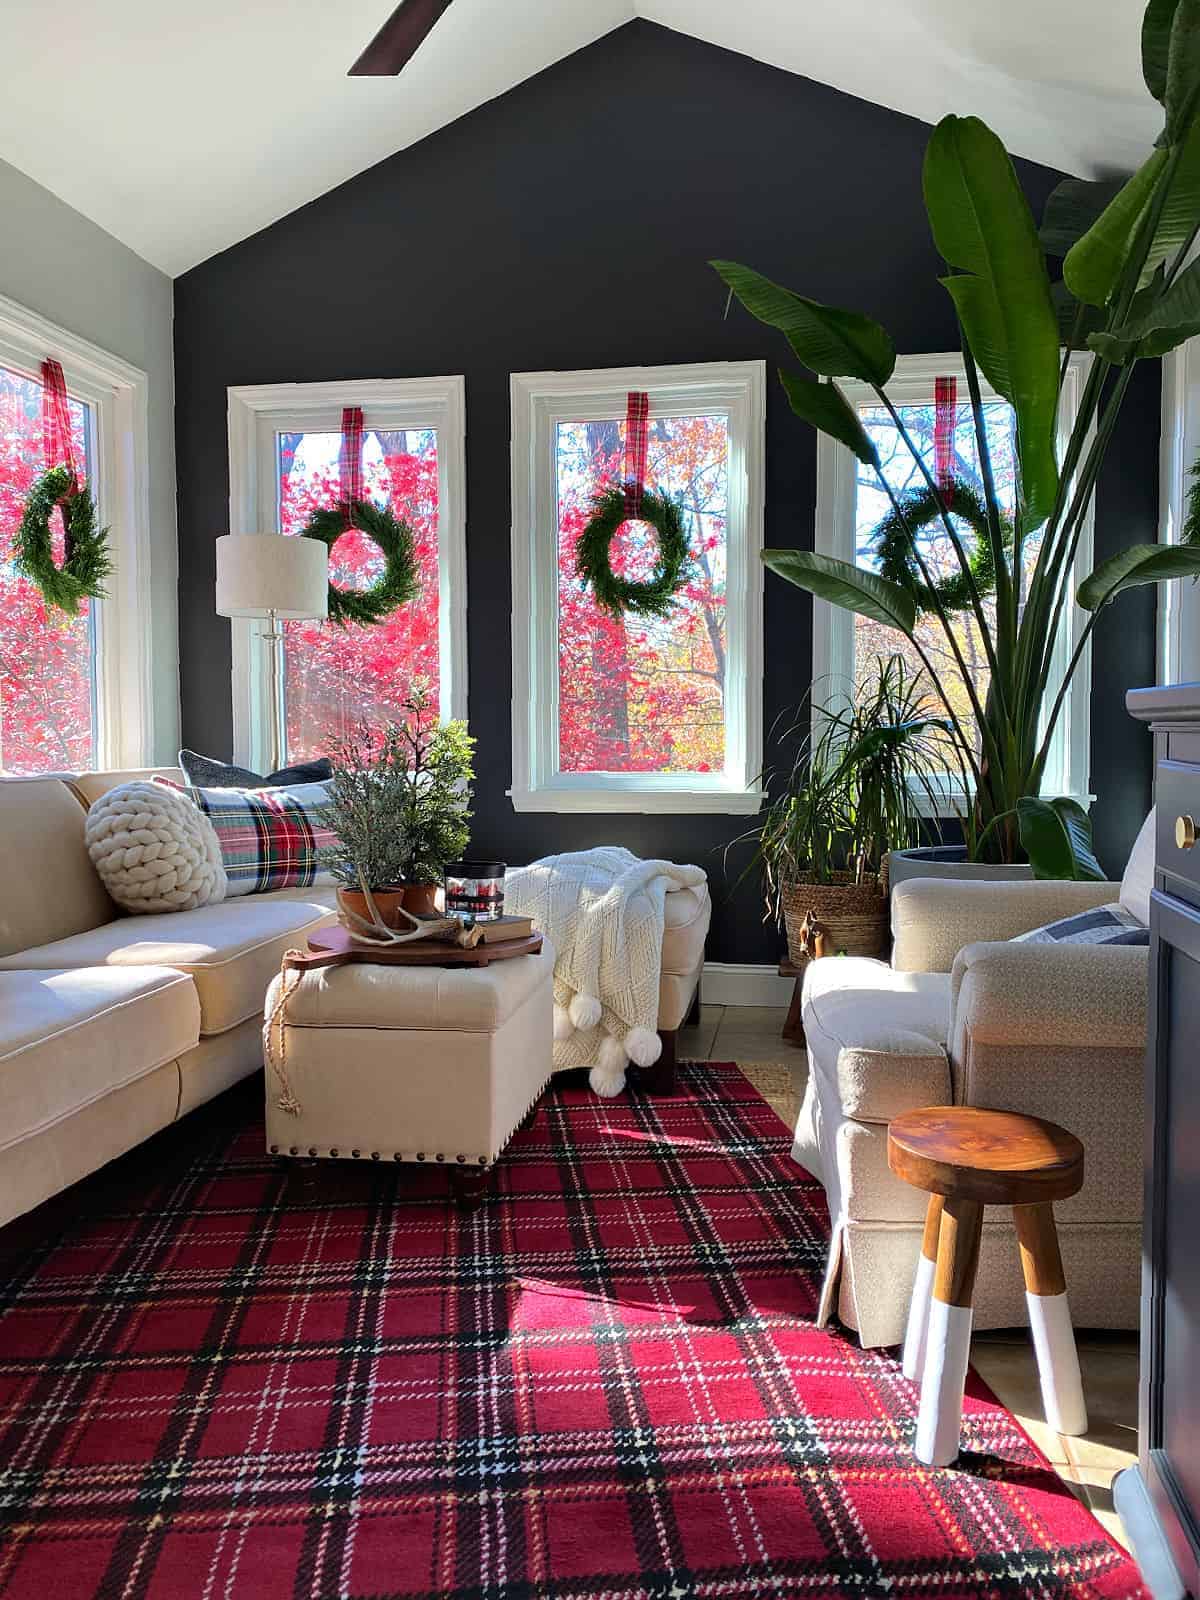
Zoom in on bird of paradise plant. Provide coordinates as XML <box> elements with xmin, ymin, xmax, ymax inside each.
<box><xmin>713</xmin><ymin>0</ymin><xmax>1200</xmax><ymax>870</ymax></box>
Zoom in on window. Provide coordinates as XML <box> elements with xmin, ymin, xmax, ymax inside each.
<box><xmin>227</xmin><ymin>379</ymin><xmax>466</xmax><ymax>770</ymax></box>
<box><xmin>813</xmin><ymin>353</ymin><xmax>1093</xmax><ymax>806</ymax></box>
<box><xmin>0</xmin><ymin>294</ymin><xmax>152</xmax><ymax>774</ymax></box>
<box><xmin>510</xmin><ymin>363</ymin><xmax>765</xmax><ymax>812</ymax></box>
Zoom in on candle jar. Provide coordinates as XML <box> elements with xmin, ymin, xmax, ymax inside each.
<box><xmin>443</xmin><ymin>861</ymin><xmax>506</xmax><ymax>921</ymax></box>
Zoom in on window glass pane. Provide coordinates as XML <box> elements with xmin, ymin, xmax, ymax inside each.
<box><xmin>556</xmin><ymin>413</ymin><xmax>728</xmax><ymax>775</ymax></box>
<box><xmin>0</xmin><ymin>364</ymin><xmax>96</xmax><ymax>773</ymax></box>
<box><xmin>277</xmin><ymin>428</ymin><xmax>439</xmax><ymax>759</ymax></box>
<box><xmin>853</xmin><ymin>397</ymin><xmax>1019</xmax><ymax>761</ymax></box>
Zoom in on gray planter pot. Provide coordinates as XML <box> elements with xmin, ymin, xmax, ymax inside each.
<box><xmin>888</xmin><ymin>845</ymin><xmax>1033</xmax><ymax>888</ymax></box>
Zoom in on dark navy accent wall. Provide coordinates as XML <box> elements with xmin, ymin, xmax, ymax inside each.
<box><xmin>173</xmin><ymin>19</ymin><xmax>1158</xmax><ymax>963</ymax></box>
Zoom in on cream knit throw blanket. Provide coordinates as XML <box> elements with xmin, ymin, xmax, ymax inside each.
<box><xmin>504</xmin><ymin>847</ymin><xmax>707</xmax><ymax>1097</ymax></box>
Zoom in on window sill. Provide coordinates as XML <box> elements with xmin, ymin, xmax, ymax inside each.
<box><xmin>508</xmin><ymin>785</ymin><xmax>763</xmax><ymax>816</ymax></box>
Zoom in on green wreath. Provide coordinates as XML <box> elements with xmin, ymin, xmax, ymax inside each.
<box><xmin>15</xmin><ymin>465</ymin><xmax>113</xmax><ymax>616</ymax></box>
<box><xmin>300</xmin><ymin>499</ymin><xmax>420</xmax><ymax>627</ymax></box>
<box><xmin>575</xmin><ymin>484</ymin><xmax>692</xmax><ymax>619</ymax></box>
<box><xmin>872</xmin><ymin>478</ymin><xmax>1013</xmax><ymax>615</ymax></box>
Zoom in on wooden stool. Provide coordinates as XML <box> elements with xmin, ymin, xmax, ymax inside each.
<box><xmin>888</xmin><ymin>1106</ymin><xmax>1088</xmax><ymax>1467</ymax></box>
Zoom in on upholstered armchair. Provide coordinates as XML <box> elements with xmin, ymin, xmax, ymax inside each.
<box><xmin>793</xmin><ymin>875</ymin><xmax>1148</xmax><ymax>1349</ymax></box>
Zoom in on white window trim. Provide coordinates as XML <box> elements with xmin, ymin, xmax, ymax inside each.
<box><xmin>813</xmin><ymin>351</ymin><xmax>1095</xmax><ymax>812</ymax></box>
<box><xmin>509</xmin><ymin>361</ymin><xmax>765</xmax><ymax>815</ymax></box>
<box><xmin>0</xmin><ymin>291</ymin><xmax>153</xmax><ymax>770</ymax></box>
<box><xmin>227</xmin><ymin>377</ymin><xmax>467</xmax><ymax>772</ymax></box>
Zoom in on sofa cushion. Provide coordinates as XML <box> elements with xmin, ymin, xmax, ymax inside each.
<box><xmin>70</xmin><ymin>768</ymin><xmax>185</xmax><ymax>807</ymax></box>
<box><xmin>181</xmin><ymin>780</ymin><xmax>337</xmax><ymax>896</ymax></box>
<box><xmin>1014</xmin><ymin>902</ymin><xmax>1148</xmax><ymax>947</ymax></box>
<box><xmin>661</xmin><ymin>883</ymin><xmax>710</xmax><ymax>977</ymax></box>
<box><xmin>0</xmin><ymin>778</ymin><xmax>115</xmax><ymax>957</ymax></box>
<box><xmin>0</xmin><ymin>967</ymin><xmax>200</xmax><ymax>1150</ymax></box>
<box><xmin>1119</xmin><ymin>808</ymin><xmax>1155</xmax><ymax>929</ymax></box>
<box><xmin>802</xmin><ymin>956</ymin><xmax>952</xmax><ymax>1124</ymax></box>
<box><xmin>0</xmin><ymin>893</ymin><xmax>336</xmax><ymax>1037</ymax></box>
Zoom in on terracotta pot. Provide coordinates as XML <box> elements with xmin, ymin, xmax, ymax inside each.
<box><xmin>337</xmin><ymin>887</ymin><xmax>408</xmax><ymax>929</ymax></box>
<box><xmin>402</xmin><ymin>882</ymin><xmax>441</xmax><ymax>917</ymax></box>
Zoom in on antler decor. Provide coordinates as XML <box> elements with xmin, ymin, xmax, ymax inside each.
<box><xmin>336</xmin><ymin>873</ymin><xmax>482</xmax><ymax>949</ymax></box>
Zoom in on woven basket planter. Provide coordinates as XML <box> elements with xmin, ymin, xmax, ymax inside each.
<box><xmin>780</xmin><ymin>870</ymin><xmax>889</xmax><ymax>970</ymax></box>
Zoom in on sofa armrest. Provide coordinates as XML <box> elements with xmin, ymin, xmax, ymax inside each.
<box><xmin>891</xmin><ymin>877</ymin><xmax>1123</xmax><ymax>972</ymax></box>
<box><xmin>950</xmin><ymin>940</ymin><xmax>1148</xmax><ymax>1052</ymax></box>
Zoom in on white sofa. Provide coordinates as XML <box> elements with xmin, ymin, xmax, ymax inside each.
<box><xmin>0</xmin><ymin>768</ymin><xmax>339</xmax><ymax>1227</ymax></box>
<box><xmin>794</xmin><ymin>875</ymin><xmax>1147</xmax><ymax>1349</ymax></box>
<box><xmin>0</xmin><ymin>768</ymin><xmax>711</xmax><ymax>1228</ymax></box>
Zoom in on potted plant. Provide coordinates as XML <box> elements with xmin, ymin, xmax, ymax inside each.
<box><xmin>321</xmin><ymin>683</ymin><xmax>475</xmax><ymax>923</ymax></box>
<box><xmin>738</xmin><ymin>656</ymin><xmax>951</xmax><ymax>966</ymax></box>
<box><xmin>712</xmin><ymin>0</ymin><xmax>1200</xmax><ymax>881</ymax></box>
<box><xmin>389</xmin><ymin>683</ymin><xmax>475</xmax><ymax>914</ymax></box>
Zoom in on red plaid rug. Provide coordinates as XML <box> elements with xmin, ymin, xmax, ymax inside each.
<box><xmin>0</xmin><ymin>1063</ymin><xmax>1142</xmax><ymax>1598</ymax></box>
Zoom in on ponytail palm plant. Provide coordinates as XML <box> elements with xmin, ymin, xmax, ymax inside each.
<box><xmin>713</xmin><ymin>0</ymin><xmax>1200</xmax><ymax>865</ymax></box>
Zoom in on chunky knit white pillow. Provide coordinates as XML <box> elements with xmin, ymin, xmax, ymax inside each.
<box><xmin>85</xmin><ymin>781</ymin><xmax>227</xmax><ymax>914</ymax></box>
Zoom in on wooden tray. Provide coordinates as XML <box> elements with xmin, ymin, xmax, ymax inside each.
<box><xmin>290</xmin><ymin>924</ymin><xmax>543</xmax><ymax>973</ymax></box>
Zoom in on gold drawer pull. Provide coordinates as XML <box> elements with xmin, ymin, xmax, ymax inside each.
<box><xmin>1177</xmin><ymin>814</ymin><xmax>1197</xmax><ymax>851</ymax></box>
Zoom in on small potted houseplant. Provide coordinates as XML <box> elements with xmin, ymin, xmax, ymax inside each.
<box><xmin>321</xmin><ymin>683</ymin><xmax>475</xmax><ymax>922</ymax></box>
<box><xmin>738</xmin><ymin>656</ymin><xmax>951</xmax><ymax>967</ymax></box>
<box><xmin>389</xmin><ymin>683</ymin><xmax>475</xmax><ymax>914</ymax></box>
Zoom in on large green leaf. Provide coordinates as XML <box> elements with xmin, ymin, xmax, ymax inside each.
<box><xmin>1077</xmin><ymin>542</ymin><xmax>1200</xmax><ymax>610</ymax></box>
<box><xmin>1040</xmin><ymin>177</ymin><xmax>1125</xmax><ymax>258</ymax></box>
<box><xmin>1064</xmin><ymin>149</ymin><xmax>1168</xmax><ymax>306</ymax></box>
<box><xmin>710</xmin><ymin>260</ymin><xmax>896</xmax><ymax>385</ymax></box>
<box><xmin>762</xmin><ymin>549</ymin><xmax>917</xmax><ymax>634</ymax></box>
<box><xmin>1117</xmin><ymin>252</ymin><xmax>1200</xmax><ymax>339</ymax></box>
<box><xmin>1141</xmin><ymin>114</ymin><xmax>1200</xmax><ymax>285</ymax></box>
<box><xmin>1145</xmin><ymin>0</ymin><xmax>1184</xmax><ymax>102</ymax></box>
<box><xmin>1166</xmin><ymin>0</ymin><xmax>1200</xmax><ymax>140</ymax></box>
<box><xmin>1089</xmin><ymin>319</ymin><xmax>1200</xmax><ymax>361</ymax></box>
<box><xmin>923</xmin><ymin>115</ymin><xmax>1060</xmax><ymax>530</ymax></box>
<box><xmin>778</xmin><ymin>370</ymin><xmax>879</xmax><ymax>466</ymax></box>
<box><xmin>1017</xmin><ymin>796</ymin><xmax>1107</xmax><ymax>881</ymax></box>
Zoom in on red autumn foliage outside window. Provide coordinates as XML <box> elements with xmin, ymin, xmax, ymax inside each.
<box><xmin>556</xmin><ymin>412</ymin><xmax>728</xmax><ymax>776</ymax></box>
<box><xmin>0</xmin><ymin>364</ymin><xmax>95</xmax><ymax>773</ymax></box>
<box><xmin>276</xmin><ymin>429</ymin><xmax>441</xmax><ymax>760</ymax></box>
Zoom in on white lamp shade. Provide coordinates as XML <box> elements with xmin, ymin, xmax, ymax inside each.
<box><xmin>215</xmin><ymin>534</ymin><xmax>329</xmax><ymax>620</ymax></box>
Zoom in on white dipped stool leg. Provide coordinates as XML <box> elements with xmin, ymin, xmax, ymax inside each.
<box><xmin>903</xmin><ymin>1195</ymin><xmax>943</xmax><ymax>1382</ymax></box>
<box><xmin>1014</xmin><ymin>1203</ymin><xmax>1088</xmax><ymax>1437</ymax></box>
<box><xmin>915</xmin><ymin>1197</ymin><xmax>983</xmax><ymax>1467</ymax></box>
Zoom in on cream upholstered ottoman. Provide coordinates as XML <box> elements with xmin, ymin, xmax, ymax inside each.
<box><xmin>263</xmin><ymin>942</ymin><xmax>555</xmax><ymax>1202</ymax></box>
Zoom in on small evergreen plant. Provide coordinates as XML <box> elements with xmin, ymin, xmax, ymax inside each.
<box><xmin>322</xmin><ymin>683</ymin><xmax>475</xmax><ymax>890</ymax></box>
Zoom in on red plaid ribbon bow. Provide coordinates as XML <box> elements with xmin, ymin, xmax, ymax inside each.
<box><xmin>934</xmin><ymin>376</ymin><xmax>956</xmax><ymax>510</ymax></box>
<box><xmin>338</xmin><ymin>406</ymin><xmax>365</xmax><ymax>528</ymax></box>
<box><xmin>623</xmin><ymin>391</ymin><xmax>650</xmax><ymax>520</ymax></box>
<box><xmin>41</xmin><ymin>359</ymin><xmax>77</xmax><ymax>490</ymax></box>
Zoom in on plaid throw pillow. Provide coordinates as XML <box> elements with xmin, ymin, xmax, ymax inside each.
<box><xmin>162</xmin><ymin>779</ymin><xmax>337</xmax><ymax>898</ymax></box>
<box><xmin>1014</xmin><ymin>902</ymin><xmax>1148</xmax><ymax>947</ymax></box>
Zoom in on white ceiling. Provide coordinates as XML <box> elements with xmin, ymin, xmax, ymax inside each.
<box><xmin>0</xmin><ymin>0</ymin><xmax>1157</xmax><ymax>277</ymax></box>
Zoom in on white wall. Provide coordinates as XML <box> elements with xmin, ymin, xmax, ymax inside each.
<box><xmin>0</xmin><ymin>157</ymin><xmax>178</xmax><ymax>761</ymax></box>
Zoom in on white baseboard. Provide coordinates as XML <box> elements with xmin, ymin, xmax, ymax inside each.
<box><xmin>701</xmin><ymin>961</ymin><xmax>793</xmax><ymax>1008</ymax></box>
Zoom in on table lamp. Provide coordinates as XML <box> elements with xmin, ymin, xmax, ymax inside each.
<box><xmin>215</xmin><ymin>533</ymin><xmax>329</xmax><ymax>772</ymax></box>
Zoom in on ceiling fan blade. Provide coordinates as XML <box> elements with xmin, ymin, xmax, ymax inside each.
<box><xmin>348</xmin><ymin>0</ymin><xmax>455</xmax><ymax>76</ymax></box>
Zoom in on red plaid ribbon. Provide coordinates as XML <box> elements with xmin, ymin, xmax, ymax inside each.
<box><xmin>623</xmin><ymin>391</ymin><xmax>650</xmax><ymax>520</ymax></box>
<box><xmin>338</xmin><ymin>406</ymin><xmax>364</xmax><ymax>526</ymax></box>
<box><xmin>934</xmin><ymin>376</ymin><xmax>956</xmax><ymax>510</ymax></box>
<box><xmin>41</xmin><ymin>358</ymin><xmax>77</xmax><ymax>489</ymax></box>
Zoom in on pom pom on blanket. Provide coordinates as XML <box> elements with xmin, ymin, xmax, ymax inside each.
<box><xmin>568</xmin><ymin>991</ymin><xmax>602</xmax><ymax>1031</ymax></box>
<box><xmin>589</xmin><ymin>1034</ymin><xmax>629</xmax><ymax>1098</ymax></box>
<box><xmin>624</xmin><ymin>1026</ymin><xmax>662</xmax><ymax>1068</ymax></box>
